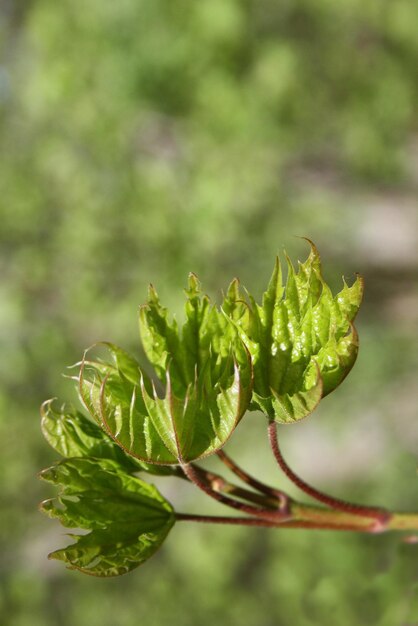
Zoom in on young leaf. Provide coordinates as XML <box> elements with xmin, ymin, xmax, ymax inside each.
<box><xmin>41</xmin><ymin>399</ymin><xmax>136</xmax><ymax>466</ymax></box>
<box><xmin>77</xmin><ymin>343</ymin><xmax>182</xmax><ymax>465</ymax></box>
<box><xmin>77</xmin><ymin>339</ymin><xmax>251</xmax><ymax>464</ymax></box>
<box><xmin>39</xmin><ymin>457</ymin><xmax>175</xmax><ymax>577</ymax></box>
<box><xmin>138</xmin><ymin>285</ymin><xmax>184</xmax><ymax>389</ymax></box>
<box><xmin>225</xmin><ymin>241</ymin><xmax>363</xmax><ymax>422</ymax></box>
<box><xmin>138</xmin><ymin>274</ymin><xmax>250</xmax><ymax>394</ymax></box>
<box><xmin>88</xmin><ymin>278</ymin><xmax>253</xmax><ymax>464</ymax></box>
<box><xmin>40</xmin><ymin>399</ymin><xmax>177</xmax><ymax>477</ymax></box>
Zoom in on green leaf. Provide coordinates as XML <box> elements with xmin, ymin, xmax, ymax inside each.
<box><xmin>40</xmin><ymin>399</ymin><xmax>177</xmax><ymax>477</ymax></box>
<box><xmin>81</xmin><ymin>278</ymin><xmax>253</xmax><ymax>465</ymax></box>
<box><xmin>77</xmin><ymin>343</ymin><xmax>181</xmax><ymax>465</ymax></box>
<box><xmin>138</xmin><ymin>285</ymin><xmax>184</xmax><ymax>390</ymax></box>
<box><xmin>76</xmin><ymin>338</ymin><xmax>251</xmax><ymax>464</ymax></box>
<box><xmin>225</xmin><ymin>241</ymin><xmax>363</xmax><ymax>423</ymax></box>
<box><xmin>39</xmin><ymin>457</ymin><xmax>175</xmax><ymax>577</ymax></box>
<box><xmin>269</xmin><ymin>365</ymin><xmax>323</xmax><ymax>424</ymax></box>
<box><xmin>41</xmin><ymin>399</ymin><xmax>137</xmax><ymax>467</ymax></box>
<box><xmin>103</xmin><ymin>350</ymin><xmax>251</xmax><ymax>464</ymax></box>
<box><xmin>138</xmin><ymin>274</ymin><xmax>250</xmax><ymax>392</ymax></box>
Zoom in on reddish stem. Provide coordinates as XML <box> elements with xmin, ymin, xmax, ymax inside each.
<box><xmin>267</xmin><ymin>420</ymin><xmax>390</xmax><ymax>527</ymax></box>
<box><xmin>181</xmin><ymin>463</ymin><xmax>289</xmax><ymax>522</ymax></box>
<box><xmin>216</xmin><ymin>450</ymin><xmax>289</xmax><ymax>511</ymax></box>
<box><xmin>189</xmin><ymin>464</ymin><xmax>280</xmax><ymax>509</ymax></box>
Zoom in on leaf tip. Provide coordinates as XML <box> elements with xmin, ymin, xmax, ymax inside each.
<box><xmin>40</xmin><ymin>398</ymin><xmax>56</xmax><ymax>418</ymax></box>
<box><xmin>228</xmin><ymin>276</ymin><xmax>240</xmax><ymax>293</ymax></box>
<box><xmin>147</xmin><ymin>283</ymin><xmax>159</xmax><ymax>302</ymax></box>
<box><xmin>186</xmin><ymin>272</ymin><xmax>201</xmax><ymax>296</ymax></box>
<box><xmin>38</xmin><ymin>466</ymin><xmax>55</xmax><ymax>482</ymax></box>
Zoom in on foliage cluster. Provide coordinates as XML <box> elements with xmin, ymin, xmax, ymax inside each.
<box><xmin>40</xmin><ymin>244</ymin><xmax>366</xmax><ymax>576</ymax></box>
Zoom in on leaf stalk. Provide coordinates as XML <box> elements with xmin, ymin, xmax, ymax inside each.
<box><xmin>267</xmin><ymin>420</ymin><xmax>390</xmax><ymax>529</ymax></box>
<box><xmin>181</xmin><ymin>462</ymin><xmax>290</xmax><ymax>522</ymax></box>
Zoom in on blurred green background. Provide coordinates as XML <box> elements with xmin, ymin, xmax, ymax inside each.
<box><xmin>1</xmin><ymin>0</ymin><xmax>418</xmax><ymax>624</ymax></box>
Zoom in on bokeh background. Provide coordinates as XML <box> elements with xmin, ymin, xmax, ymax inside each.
<box><xmin>1</xmin><ymin>1</ymin><xmax>418</xmax><ymax>624</ymax></box>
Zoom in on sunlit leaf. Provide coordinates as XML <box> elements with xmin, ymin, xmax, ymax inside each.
<box><xmin>92</xmin><ymin>277</ymin><xmax>252</xmax><ymax>464</ymax></box>
<box><xmin>77</xmin><ymin>333</ymin><xmax>251</xmax><ymax>464</ymax></box>
<box><xmin>39</xmin><ymin>458</ymin><xmax>175</xmax><ymax>577</ymax></box>
<box><xmin>40</xmin><ymin>399</ymin><xmax>177</xmax><ymax>477</ymax></box>
<box><xmin>224</xmin><ymin>241</ymin><xmax>363</xmax><ymax>422</ymax></box>
<box><xmin>76</xmin><ymin>343</ymin><xmax>180</xmax><ymax>465</ymax></box>
<box><xmin>41</xmin><ymin>399</ymin><xmax>136</xmax><ymax>467</ymax></box>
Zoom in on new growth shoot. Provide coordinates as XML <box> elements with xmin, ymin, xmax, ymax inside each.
<box><xmin>39</xmin><ymin>241</ymin><xmax>418</xmax><ymax>577</ymax></box>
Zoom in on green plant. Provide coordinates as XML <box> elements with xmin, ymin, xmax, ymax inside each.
<box><xmin>39</xmin><ymin>241</ymin><xmax>418</xmax><ymax>577</ymax></box>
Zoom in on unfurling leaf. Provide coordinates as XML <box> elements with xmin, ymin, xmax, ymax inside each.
<box><xmin>41</xmin><ymin>399</ymin><xmax>177</xmax><ymax>477</ymax></box>
<box><xmin>41</xmin><ymin>399</ymin><xmax>138</xmax><ymax>468</ymax></box>
<box><xmin>76</xmin><ymin>278</ymin><xmax>252</xmax><ymax>464</ymax></box>
<box><xmin>223</xmin><ymin>241</ymin><xmax>363</xmax><ymax>423</ymax></box>
<box><xmin>39</xmin><ymin>458</ymin><xmax>175</xmax><ymax>576</ymax></box>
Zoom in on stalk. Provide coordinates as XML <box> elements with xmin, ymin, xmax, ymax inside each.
<box><xmin>177</xmin><ymin>506</ymin><xmax>418</xmax><ymax>533</ymax></box>
<box><xmin>267</xmin><ymin>420</ymin><xmax>390</xmax><ymax>529</ymax></box>
<box><xmin>181</xmin><ymin>462</ymin><xmax>290</xmax><ymax>522</ymax></box>
<box><xmin>176</xmin><ymin>513</ymin><xmax>280</xmax><ymax>527</ymax></box>
<box><xmin>188</xmin><ymin>464</ymin><xmax>281</xmax><ymax>509</ymax></box>
<box><xmin>216</xmin><ymin>450</ymin><xmax>289</xmax><ymax>511</ymax></box>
